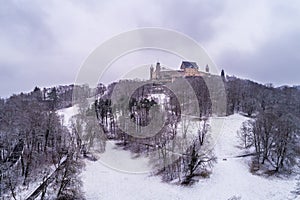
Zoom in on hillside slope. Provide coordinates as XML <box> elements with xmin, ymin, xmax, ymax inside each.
<box><xmin>78</xmin><ymin>114</ymin><xmax>298</xmax><ymax>200</ymax></box>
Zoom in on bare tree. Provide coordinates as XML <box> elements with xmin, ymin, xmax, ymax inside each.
<box><xmin>238</xmin><ymin>120</ymin><xmax>254</xmax><ymax>149</ymax></box>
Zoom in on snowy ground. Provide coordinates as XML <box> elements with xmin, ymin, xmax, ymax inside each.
<box><xmin>80</xmin><ymin>114</ymin><xmax>299</xmax><ymax>200</ymax></box>
<box><xmin>57</xmin><ymin>105</ymin><xmax>79</xmax><ymax>128</ymax></box>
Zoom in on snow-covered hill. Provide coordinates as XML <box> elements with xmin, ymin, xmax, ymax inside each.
<box><xmin>79</xmin><ymin>114</ymin><xmax>298</xmax><ymax>200</ymax></box>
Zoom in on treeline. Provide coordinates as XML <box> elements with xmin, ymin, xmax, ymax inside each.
<box><xmin>225</xmin><ymin>76</ymin><xmax>300</xmax><ymax>117</ymax></box>
<box><xmin>30</xmin><ymin>84</ymin><xmax>98</xmax><ymax>110</ymax></box>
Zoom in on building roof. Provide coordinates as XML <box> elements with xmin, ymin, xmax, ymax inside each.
<box><xmin>180</xmin><ymin>61</ymin><xmax>199</xmax><ymax>70</ymax></box>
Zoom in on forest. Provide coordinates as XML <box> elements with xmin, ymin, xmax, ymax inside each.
<box><xmin>0</xmin><ymin>85</ymin><xmax>93</xmax><ymax>199</ymax></box>
<box><xmin>0</xmin><ymin>73</ymin><xmax>300</xmax><ymax>199</ymax></box>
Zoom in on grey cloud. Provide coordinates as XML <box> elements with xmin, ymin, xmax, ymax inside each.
<box><xmin>0</xmin><ymin>1</ymin><xmax>55</xmax><ymax>54</ymax></box>
<box><xmin>137</xmin><ymin>0</ymin><xmax>224</xmax><ymax>42</ymax></box>
<box><xmin>218</xmin><ymin>30</ymin><xmax>300</xmax><ymax>86</ymax></box>
<box><xmin>0</xmin><ymin>0</ymin><xmax>300</xmax><ymax>97</ymax></box>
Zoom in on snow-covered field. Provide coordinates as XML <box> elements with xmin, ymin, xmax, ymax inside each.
<box><xmin>80</xmin><ymin>114</ymin><xmax>299</xmax><ymax>200</ymax></box>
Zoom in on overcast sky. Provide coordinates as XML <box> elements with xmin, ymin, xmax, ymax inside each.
<box><xmin>1</xmin><ymin>0</ymin><xmax>300</xmax><ymax>97</ymax></box>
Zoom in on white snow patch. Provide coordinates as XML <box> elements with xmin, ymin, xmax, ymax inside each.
<box><xmin>57</xmin><ymin>105</ymin><xmax>79</xmax><ymax>128</ymax></box>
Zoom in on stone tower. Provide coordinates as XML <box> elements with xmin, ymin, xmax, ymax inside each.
<box><xmin>205</xmin><ymin>64</ymin><xmax>209</xmax><ymax>73</ymax></box>
<box><xmin>150</xmin><ymin>65</ymin><xmax>154</xmax><ymax>80</ymax></box>
<box><xmin>155</xmin><ymin>62</ymin><xmax>161</xmax><ymax>79</ymax></box>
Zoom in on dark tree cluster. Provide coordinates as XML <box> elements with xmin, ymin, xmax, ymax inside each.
<box><xmin>0</xmin><ymin>88</ymin><xmax>85</xmax><ymax>199</ymax></box>
<box><xmin>185</xmin><ymin>76</ymin><xmax>212</xmax><ymax>117</ymax></box>
<box><xmin>94</xmin><ymin>79</ymin><xmax>216</xmax><ymax>184</ymax></box>
<box><xmin>224</xmin><ymin>76</ymin><xmax>300</xmax><ymax>118</ymax></box>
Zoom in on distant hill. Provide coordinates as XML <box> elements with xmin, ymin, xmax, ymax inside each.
<box><xmin>277</xmin><ymin>85</ymin><xmax>300</xmax><ymax>91</ymax></box>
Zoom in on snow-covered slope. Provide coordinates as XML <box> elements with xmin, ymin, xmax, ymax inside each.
<box><xmin>57</xmin><ymin>105</ymin><xmax>78</xmax><ymax>127</ymax></box>
<box><xmin>79</xmin><ymin>114</ymin><xmax>298</xmax><ymax>200</ymax></box>
<box><xmin>195</xmin><ymin>114</ymin><xmax>297</xmax><ymax>200</ymax></box>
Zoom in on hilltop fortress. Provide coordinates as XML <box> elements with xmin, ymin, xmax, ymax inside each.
<box><xmin>150</xmin><ymin>61</ymin><xmax>210</xmax><ymax>82</ymax></box>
